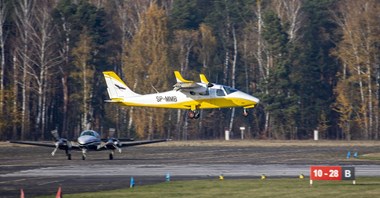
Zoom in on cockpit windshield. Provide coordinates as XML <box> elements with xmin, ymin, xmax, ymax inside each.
<box><xmin>80</xmin><ymin>130</ymin><xmax>96</xmax><ymax>137</ymax></box>
<box><xmin>223</xmin><ymin>86</ymin><xmax>237</xmax><ymax>95</ymax></box>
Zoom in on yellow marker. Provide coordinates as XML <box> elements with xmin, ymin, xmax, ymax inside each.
<box><xmin>299</xmin><ymin>174</ymin><xmax>304</xmax><ymax>179</ymax></box>
<box><xmin>261</xmin><ymin>174</ymin><xmax>266</xmax><ymax>180</ymax></box>
<box><xmin>219</xmin><ymin>174</ymin><xmax>224</xmax><ymax>180</ymax></box>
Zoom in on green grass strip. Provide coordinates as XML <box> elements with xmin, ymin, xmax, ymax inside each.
<box><xmin>38</xmin><ymin>177</ymin><xmax>380</xmax><ymax>198</ymax></box>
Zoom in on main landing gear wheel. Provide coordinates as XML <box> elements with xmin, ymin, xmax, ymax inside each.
<box><xmin>188</xmin><ymin>110</ymin><xmax>200</xmax><ymax>119</ymax></box>
<box><xmin>82</xmin><ymin>155</ymin><xmax>86</xmax><ymax>160</ymax></box>
<box><xmin>65</xmin><ymin>149</ymin><xmax>72</xmax><ymax>160</ymax></box>
<box><xmin>109</xmin><ymin>153</ymin><xmax>114</xmax><ymax>160</ymax></box>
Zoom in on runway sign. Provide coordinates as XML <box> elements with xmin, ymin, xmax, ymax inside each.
<box><xmin>310</xmin><ymin>166</ymin><xmax>355</xmax><ymax>185</ymax></box>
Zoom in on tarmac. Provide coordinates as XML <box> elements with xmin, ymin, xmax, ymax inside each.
<box><xmin>1</xmin><ymin>140</ymin><xmax>380</xmax><ymax>197</ymax></box>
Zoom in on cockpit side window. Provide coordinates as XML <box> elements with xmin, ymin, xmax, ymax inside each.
<box><xmin>199</xmin><ymin>89</ymin><xmax>209</xmax><ymax>96</ymax></box>
<box><xmin>216</xmin><ymin>89</ymin><xmax>225</xmax><ymax>96</ymax></box>
<box><xmin>223</xmin><ymin>86</ymin><xmax>237</xmax><ymax>95</ymax></box>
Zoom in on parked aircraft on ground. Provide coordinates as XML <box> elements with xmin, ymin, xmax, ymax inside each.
<box><xmin>10</xmin><ymin>130</ymin><xmax>169</xmax><ymax>160</ymax></box>
<box><xmin>103</xmin><ymin>71</ymin><xmax>259</xmax><ymax>119</ymax></box>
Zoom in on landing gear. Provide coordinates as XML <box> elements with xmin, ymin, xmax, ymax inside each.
<box><xmin>243</xmin><ymin>108</ymin><xmax>249</xmax><ymax>117</ymax></box>
<box><xmin>187</xmin><ymin>110</ymin><xmax>200</xmax><ymax>119</ymax></box>
<box><xmin>82</xmin><ymin>149</ymin><xmax>87</xmax><ymax>160</ymax></box>
<box><xmin>65</xmin><ymin>149</ymin><xmax>72</xmax><ymax>160</ymax></box>
<box><xmin>109</xmin><ymin>151</ymin><xmax>114</xmax><ymax>160</ymax></box>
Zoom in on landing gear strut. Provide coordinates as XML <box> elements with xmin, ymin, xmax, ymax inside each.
<box><xmin>82</xmin><ymin>149</ymin><xmax>87</xmax><ymax>160</ymax></box>
<box><xmin>109</xmin><ymin>151</ymin><xmax>114</xmax><ymax>160</ymax></box>
<box><xmin>188</xmin><ymin>110</ymin><xmax>200</xmax><ymax>119</ymax></box>
<box><xmin>65</xmin><ymin>149</ymin><xmax>72</xmax><ymax>160</ymax></box>
<box><xmin>243</xmin><ymin>108</ymin><xmax>249</xmax><ymax>117</ymax></box>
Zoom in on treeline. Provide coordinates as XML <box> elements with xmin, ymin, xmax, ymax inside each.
<box><xmin>0</xmin><ymin>0</ymin><xmax>379</xmax><ymax>141</ymax></box>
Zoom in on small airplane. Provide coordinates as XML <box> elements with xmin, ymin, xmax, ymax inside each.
<box><xmin>10</xmin><ymin>130</ymin><xmax>169</xmax><ymax>160</ymax></box>
<box><xmin>103</xmin><ymin>71</ymin><xmax>259</xmax><ymax>119</ymax></box>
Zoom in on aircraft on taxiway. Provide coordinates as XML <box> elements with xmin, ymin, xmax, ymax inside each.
<box><xmin>103</xmin><ymin>71</ymin><xmax>259</xmax><ymax>119</ymax></box>
<box><xmin>10</xmin><ymin>130</ymin><xmax>169</xmax><ymax>160</ymax></box>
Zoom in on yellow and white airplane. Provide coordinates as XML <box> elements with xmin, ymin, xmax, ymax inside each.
<box><xmin>103</xmin><ymin>71</ymin><xmax>259</xmax><ymax>119</ymax></box>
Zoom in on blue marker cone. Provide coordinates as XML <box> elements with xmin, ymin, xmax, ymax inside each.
<box><xmin>166</xmin><ymin>173</ymin><xmax>170</xmax><ymax>182</ymax></box>
<box><xmin>346</xmin><ymin>151</ymin><xmax>351</xmax><ymax>159</ymax></box>
<box><xmin>130</xmin><ymin>177</ymin><xmax>135</xmax><ymax>188</ymax></box>
<box><xmin>354</xmin><ymin>152</ymin><xmax>358</xmax><ymax>158</ymax></box>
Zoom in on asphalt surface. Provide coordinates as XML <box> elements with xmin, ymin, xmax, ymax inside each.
<box><xmin>1</xmin><ymin>140</ymin><xmax>380</xmax><ymax>197</ymax></box>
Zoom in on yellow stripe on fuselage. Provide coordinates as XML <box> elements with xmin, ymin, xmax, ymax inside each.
<box><xmin>115</xmin><ymin>97</ymin><xmax>256</xmax><ymax>110</ymax></box>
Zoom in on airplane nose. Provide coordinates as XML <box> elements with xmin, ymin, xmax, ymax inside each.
<box><xmin>78</xmin><ymin>137</ymin><xmax>86</xmax><ymax>145</ymax></box>
<box><xmin>251</xmin><ymin>95</ymin><xmax>260</xmax><ymax>104</ymax></box>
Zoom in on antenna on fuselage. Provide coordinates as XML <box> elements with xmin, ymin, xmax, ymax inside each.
<box><xmin>151</xmin><ymin>84</ymin><xmax>159</xmax><ymax>93</ymax></box>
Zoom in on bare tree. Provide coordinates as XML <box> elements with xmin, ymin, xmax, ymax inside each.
<box><xmin>0</xmin><ymin>0</ymin><xmax>6</xmax><ymax>117</ymax></box>
<box><xmin>272</xmin><ymin>0</ymin><xmax>304</xmax><ymax>42</ymax></box>
<box><xmin>72</xmin><ymin>31</ymin><xmax>94</xmax><ymax>130</ymax></box>
<box><xmin>14</xmin><ymin>0</ymin><xmax>34</xmax><ymax>139</ymax></box>
<box><xmin>28</xmin><ymin>2</ymin><xmax>62</xmax><ymax>139</ymax></box>
<box><xmin>112</xmin><ymin>0</ymin><xmax>153</xmax><ymax>136</ymax></box>
<box><xmin>332</xmin><ymin>0</ymin><xmax>380</xmax><ymax>139</ymax></box>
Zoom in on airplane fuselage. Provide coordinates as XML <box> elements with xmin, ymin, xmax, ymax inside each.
<box><xmin>77</xmin><ymin>130</ymin><xmax>102</xmax><ymax>150</ymax></box>
<box><xmin>118</xmin><ymin>84</ymin><xmax>259</xmax><ymax>111</ymax></box>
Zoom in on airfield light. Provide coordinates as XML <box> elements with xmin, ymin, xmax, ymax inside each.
<box><xmin>166</xmin><ymin>173</ymin><xmax>171</xmax><ymax>182</ymax></box>
<box><xmin>130</xmin><ymin>177</ymin><xmax>135</xmax><ymax>188</ymax></box>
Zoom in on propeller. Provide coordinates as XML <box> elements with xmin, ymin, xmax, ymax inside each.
<box><xmin>104</xmin><ymin>137</ymin><xmax>122</xmax><ymax>153</ymax></box>
<box><xmin>50</xmin><ymin>130</ymin><xmax>72</xmax><ymax>159</ymax></box>
<box><xmin>103</xmin><ymin>129</ymin><xmax>123</xmax><ymax>159</ymax></box>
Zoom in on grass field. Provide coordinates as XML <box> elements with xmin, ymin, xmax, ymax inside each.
<box><xmin>38</xmin><ymin>177</ymin><xmax>380</xmax><ymax>198</ymax></box>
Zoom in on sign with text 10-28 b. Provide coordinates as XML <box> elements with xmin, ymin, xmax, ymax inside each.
<box><xmin>310</xmin><ymin>166</ymin><xmax>355</xmax><ymax>181</ymax></box>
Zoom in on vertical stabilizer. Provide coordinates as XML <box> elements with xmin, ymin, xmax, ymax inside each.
<box><xmin>174</xmin><ymin>71</ymin><xmax>193</xmax><ymax>83</ymax></box>
<box><xmin>199</xmin><ymin>74</ymin><xmax>209</xmax><ymax>84</ymax></box>
<box><xmin>103</xmin><ymin>71</ymin><xmax>140</xmax><ymax>101</ymax></box>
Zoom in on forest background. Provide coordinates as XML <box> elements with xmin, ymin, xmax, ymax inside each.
<box><xmin>0</xmin><ymin>0</ymin><xmax>379</xmax><ymax>141</ymax></box>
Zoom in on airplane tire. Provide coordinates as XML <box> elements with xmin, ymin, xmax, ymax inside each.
<box><xmin>82</xmin><ymin>156</ymin><xmax>86</xmax><ymax>160</ymax></box>
<box><xmin>67</xmin><ymin>154</ymin><xmax>72</xmax><ymax>160</ymax></box>
<box><xmin>109</xmin><ymin>153</ymin><xmax>113</xmax><ymax>160</ymax></box>
<box><xmin>187</xmin><ymin>111</ymin><xmax>195</xmax><ymax>119</ymax></box>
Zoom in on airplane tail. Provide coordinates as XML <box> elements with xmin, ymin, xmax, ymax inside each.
<box><xmin>103</xmin><ymin>71</ymin><xmax>140</xmax><ymax>101</ymax></box>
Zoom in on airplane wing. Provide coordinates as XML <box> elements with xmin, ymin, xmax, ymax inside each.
<box><xmin>118</xmin><ymin>139</ymin><xmax>170</xmax><ymax>148</ymax></box>
<box><xmin>9</xmin><ymin>141</ymin><xmax>81</xmax><ymax>150</ymax></box>
<box><xmin>10</xmin><ymin>141</ymin><xmax>57</xmax><ymax>147</ymax></box>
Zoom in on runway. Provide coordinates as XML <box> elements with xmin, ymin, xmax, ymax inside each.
<box><xmin>4</xmin><ymin>164</ymin><xmax>380</xmax><ymax>177</ymax></box>
<box><xmin>1</xmin><ymin>140</ymin><xmax>380</xmax><ymax>197</ymax></box>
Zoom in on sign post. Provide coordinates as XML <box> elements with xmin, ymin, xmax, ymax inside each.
<box><xmin>310</xmin><ymin>166</ymin><xmax>355</xmax><ymax>185</ymax></box>
<box><xmin>239</xmin><ymin>127</ymin><xmax>245</xmax><ymax>140</ymax></box>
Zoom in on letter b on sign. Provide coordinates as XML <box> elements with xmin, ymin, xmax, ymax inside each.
<box><xmin>342</xmin><ymin>167</ymin><xmax>355</xmax><ymax>180</ymax></box>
